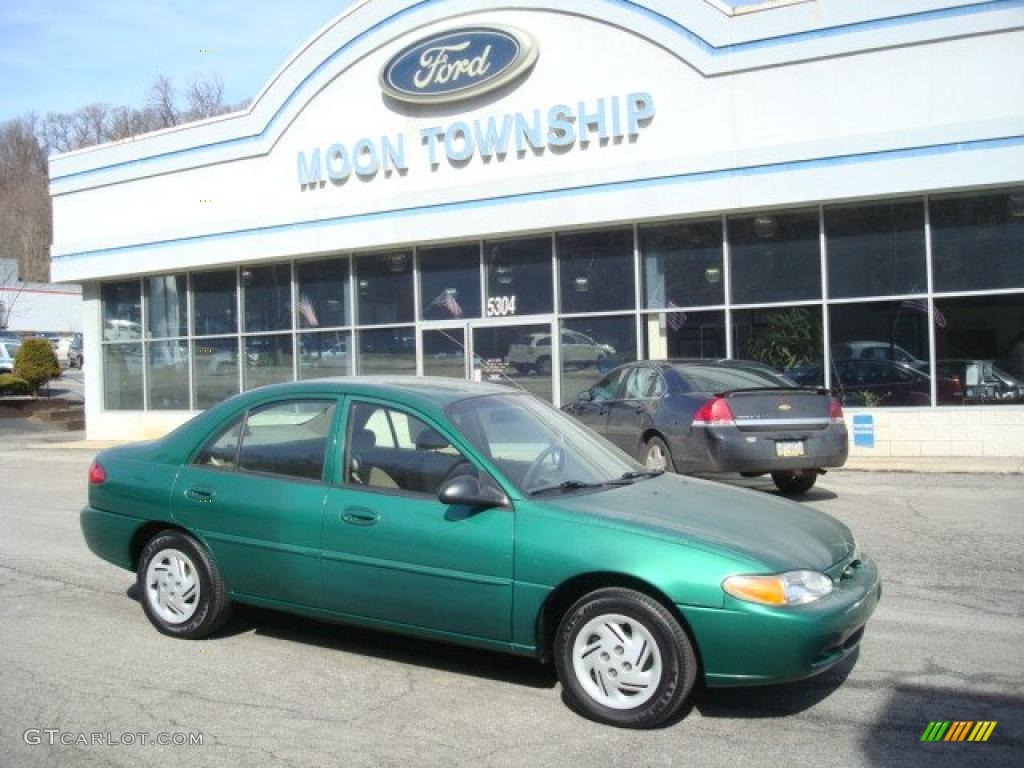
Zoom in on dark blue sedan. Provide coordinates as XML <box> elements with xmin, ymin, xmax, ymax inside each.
<box><xmin>562</xmin><ymin>359</ymin><xmax>848</xmax><ymax>494</ymax></box>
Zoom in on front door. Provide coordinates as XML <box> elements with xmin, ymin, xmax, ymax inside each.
<box><xmin>171</xmin><ymin>398</ymin><xmax>339</xmax><ymax>607</ymax></box>
<box><xmin>321</xmin><ymin>399</ymin><xmax>514</xmax><ymax>641</ymax></box>
<box><xmin>605</xmin><ymin>366</ymin><xmax>664</xmax><ymax>454</ymax></box>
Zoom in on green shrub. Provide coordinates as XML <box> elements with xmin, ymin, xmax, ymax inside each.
<box><xmin>13</xmin><ymin>338</ymin><xmax>60</xmax><ymax>393</ymax></box>
<box><xmin>0</xmin><ymin>373</ymin><xmax>32</xmax><ymax>396</ymax></box>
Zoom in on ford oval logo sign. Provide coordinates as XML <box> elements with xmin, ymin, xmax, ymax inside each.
<box><xmin>380</xmin><ymin>26</ymin><xmax>538</xmax><ymax>104</ymax></box>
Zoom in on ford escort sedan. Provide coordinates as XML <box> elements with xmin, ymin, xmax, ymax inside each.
<box><xmin>81</xmin><ymin>378</ymin><xmax>879</xmax><ymax>728</ymax></box>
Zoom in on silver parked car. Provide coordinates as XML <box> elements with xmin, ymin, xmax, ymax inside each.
<box><xmin>563</xmin><ymin>359</ymin><xmax>849</xmax><ymax>494</ymax></box>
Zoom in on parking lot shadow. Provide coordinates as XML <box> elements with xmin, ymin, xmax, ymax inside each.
<box><xmin>697</xmin><ymin>474</ymin><xmax>839</xmax><ymax>503</ymax></box>
<box><xmin>860</xmin><ymin>684</ymin><xmax>1022</xmax><ymax>767</ymax></box>
<box><xmin>234</xmin><ymin>603</ymin><xmax>558</xmax><ymax>690</ymax></box>
<box><xmin>127</xmin><ymin>580</ymin><xmax>556</xmax><ymax>688</ymax></box>
<box><xmin>694</xmin><ymin>648</ymin><xmax>858</xmax><ymax>718</ymax></box>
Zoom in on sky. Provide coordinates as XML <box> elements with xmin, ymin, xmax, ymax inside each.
<box><xmin>0</xmin><ymin>0</ymin><xmax>353</xmax><ymax>123</ymax></box>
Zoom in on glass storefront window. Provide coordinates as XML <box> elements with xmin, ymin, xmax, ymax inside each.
<box><xmin>296</xmin><ymin>257</ymin><xmax>350</xmax><ymax>330</ymax></box>
<box><xmin>102</xmin><ymin>281</ymin><xmax>141</xmax><ymax>341</ymax></box>
<box><xmin>935</xmin><ymin>294</ymin><xmax>1024</xmax><ymax>405</ymax></box>
<box><xmin>192</xmin><ymin>270</ymin><xmax>238</xmax><ymax>336</ymax></box>
<box><xmin>829</xmin><ymin>300</ymin><xmax>933</xmax><ymax>407</ymax></box>
<box><xmin>729</xmin><ymin>209</ymin><xmax>821</xmax><ymax>304</ymax></box>
<box><xmin>931</xmin><ymin>189</ymin><xmax>1024</xmax><ymax>293</ymax></box>
<box><xmin>356</xmin><ymin>251</ymin><xmax>414</xmax><ymax>325</ymax></box>
<box><xmin>102</xmin><ymin>343</ymin><xmax>143</xmax><ymax>410</ymax></box>
<box><xmin>419</xmin><ymin>244</ymin><xmax>481</xmax><ymax>320</ymax></box>
<box><xmin>243</xmin><ymin>264</ymin><xmax>292</xmax><ymax>333</ymax></box>
<box><xmin>193</xmin><ymin>337</ymin><xmax>239</xmax><ymax>409</ymax></box>
<box><xmin>244</xmin><ymin>333</ymin><xmax>294</xmax><ymax>390</ymax></box>
<box><xmin>558</xmin><ymin>228</ymin><xmax>635</xmax><ymax>314</ymax></box>
<box><xmin>146</xmin><ymin>340</ymin><xmax>189</xmax><ymax>410</ymax></box>
<box><xmin>640</xmin><ymin>220</ymin><xmax>724</xmax><ymax>308</ymax></box>
<box><xmin>484</xmin><ymin>237</ymin><xmax>553</xmax><ymax>316</ymax></box>
<box><xmin>358</xmin><ymin>326</ymin><xmax>416</xmax><ymax>375</ymax></box>
<box><xmin>643</xmin><ymin>310</ymin><xmax>725</xmax><ymax>360</ymax></box>
<box><xmin>299</xmin><ymin>331</ymin><xmax>351</xmax><ymax>379</ymax></box>
<box><xmin>145</xmin><ymin>275</ymin><xmax>187</xmax><ymax>338</ymax></box>
<box><xmin>825</xmin><ymin>200</ymin><xmax>926</xmax><ymax>299</ymax></box>
<box><xmin>732</xmin><ymin>305</ymin><xmax>823</xmax><ymax>382</ymax></box>
<box><xmin>423</xmin><ymin>329</ymin><xmax>466</xmax><ymax>378</ymax></box>
<box><xmin>560</xmin><ymin>315</ymin><xmax>637</xmax><ymax>403</ymax></box>
<box><xmin>474</xmin><ymin>323</ymin><xmax>553</xmax><ymax>401</ymax></box>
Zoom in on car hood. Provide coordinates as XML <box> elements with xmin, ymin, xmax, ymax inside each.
<box><xmin>543</xmin><ymin>474</ymin><xmax>854</xmax><ymax>572</ymax></box>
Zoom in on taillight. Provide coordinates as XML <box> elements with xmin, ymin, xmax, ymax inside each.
<box><xmin>88</xmin><ymin>461</ymin><xmax>107</xmax><ymax>485</ymax></box>
<box><xmin>693</xmin><ymin>396</ymin><xmax>735</xmax><ymax>426</ymax></box>
<box><xmin>829</xmin><ymin>397</ymin><xmax>845</xmax><ymax>424</ymax></box>
<box><xmin>950</xmin><ymin>375</ymin><xmax>963</xmax><ymax>397</ymax></box>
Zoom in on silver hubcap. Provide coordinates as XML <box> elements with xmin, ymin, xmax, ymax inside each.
<box><xmin>572</xmin><ymin>613</ymin><xmax>663</xmax><ymax>710</ymax></box>
<box><xmin>645</xmin><ymin>443</ymin><xmax>667</xmax><ymax>471</ymax></box>
<box><xmin>145</xmin><ymin>548</ymin><xmax>200</xmax><ymax>624</ymax></box>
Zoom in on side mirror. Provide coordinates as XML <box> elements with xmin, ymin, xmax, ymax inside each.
<box><xmin>438</xmin><ymin>476</ymin><xmax>509</xmax><ymax>510</ymax></box>
<box><xmin>577</xmin><ymin>390</ymin><xmax>593</xmax><ymax>403</ymax></box>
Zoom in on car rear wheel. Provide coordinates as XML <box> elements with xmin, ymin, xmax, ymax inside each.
<box><xmin>642</xmin><ymin>436</ymin><xmax>676</xmax><ymax>473</ymax></box>
<box><xmin>554</xmin><ymin>588</ymin><xmax>697</xmax><ymax>728</ymax></box>
<box><xmin>138</xmin><ymin>530</ymin><xmax>230</xmax><ymax>639</ymax></box>
<box><xmin>771</xmin><ymin>470</ymin><xmax>818</xmax><ymax>495</ymax></box>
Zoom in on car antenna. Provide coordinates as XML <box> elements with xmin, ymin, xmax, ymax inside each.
<box><xmin>431</xmin><ymin>328</ymin><xmax>532</xmax><ymax>395</ymax></box>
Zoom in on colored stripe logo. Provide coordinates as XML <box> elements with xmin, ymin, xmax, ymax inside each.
<box><xmin>921</xmin><ymin>721</ymin><xmax>997</xmax><ymax>742</ymax></box>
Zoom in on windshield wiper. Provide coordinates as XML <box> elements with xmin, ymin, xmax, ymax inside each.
<box><xmin>620</xmin><ymin>470</ymin><xmax>664</xmax><ymax>481</ymax></box>
<box><xmin>529</xmin><ymin>479</ymin><xmax>633</xmax><ymax>496</ymax></box>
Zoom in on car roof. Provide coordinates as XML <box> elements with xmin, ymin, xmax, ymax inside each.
<box><xmin>220</xmin><ymin>376</ymin><xmax>519</xmax><ymax>411</ymax></box>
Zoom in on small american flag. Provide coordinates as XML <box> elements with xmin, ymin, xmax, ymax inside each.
<box><xmin>298</xmin><ymin>295</ymin><xmax>319</xmax><ymax>327</ymax></box>
<box><xmin>430</xmin><ymin>289</ymin><xmax>463</xmax><ymax>318</ymax></box>
<box><xmin>666</xmin><ymin>301</ymin><xmax>686</xmax><ymax>333</ymax></box>
<box><xmin>901</xmin><ymin>298</ymin><xmax>946</xmax><ymax>329</ymax></box>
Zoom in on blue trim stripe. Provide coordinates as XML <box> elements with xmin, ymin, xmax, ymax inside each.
<box><xmin>49</xmin><ymin>0</ymin><xmax>1024</xmax><ymax>185</ymax></box>
<box><xmin>53</xmin><ymin>132</ymin><xmax>1024</xmax><ymax>263</ymax></box>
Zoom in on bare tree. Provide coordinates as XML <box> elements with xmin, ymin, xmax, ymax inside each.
<box><xmin>185</xmin><ymin>72</ymin><xmax>227</xmax><ymax>120</ymax></box>
<box><xmin>148</xmin><ymin>75</ymin><xmax>179</xmax><ymax>129</ymax></box>
<box><xmin>0</xmin><ymin>117</ymin><xmax>51</xmax><ymax>282</ymax></box>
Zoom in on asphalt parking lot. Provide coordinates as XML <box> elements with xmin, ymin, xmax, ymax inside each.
<box><xmin>0</xmin><ymin>433</ymin><xmax>1021</xmax><ymax>768</ymax></box>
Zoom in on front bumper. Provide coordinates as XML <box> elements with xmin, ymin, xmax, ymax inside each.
<box><xmin>679</xmin><ymin>553</ymin><xmax>880</xmax><ymax>686</ymax></box>
<box><xmin>676</xmin><ymin>423</ymin><xmax>848</xmax><ymax>474</ymax></box>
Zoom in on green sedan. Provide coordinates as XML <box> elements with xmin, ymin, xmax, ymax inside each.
<box><xmin>81</xmin><ymin>378</ymin><xmax>880</xmax><ymax>728</ymax></box>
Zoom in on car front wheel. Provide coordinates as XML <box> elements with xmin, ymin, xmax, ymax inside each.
<box><xmin>771</xmin><ymin>470</ymin><xmax>818</xmax><ymax>495</ymax></box>
<box><xmin>137</xmin><ymin>530</ymin><xmax>231</xmax><ymax>639</ymax></box>
<box><xmin>554</xmin><ymin>587</ymin><xmax>697</xmax><ymax>728</ymax></box>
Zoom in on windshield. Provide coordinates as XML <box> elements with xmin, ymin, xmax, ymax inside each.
<box><xmin>447</xmin><ymin>394</ymin><xmax>643</xmax><ymax>495</ymax></box>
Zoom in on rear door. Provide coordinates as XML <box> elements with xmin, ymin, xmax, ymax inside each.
<box><xmin>605</xmin><ymin>366</ymin><xmax>665</xmax><ymax>454</ymax></box>
<box><xmin>171</xmin><ymin>398</ymin><xmax>338</xmax><ymax>607</ymax></box>
<box><xmin>320</xmin><ymin>398</ymin><xmax>514</xmax><ymax>641</ymax></box>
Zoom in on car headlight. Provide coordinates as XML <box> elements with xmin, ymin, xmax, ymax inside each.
<box><xmin>722</xmin><ymin>570</ymin><xmax>834</xmax><ymax>606</ymax></box>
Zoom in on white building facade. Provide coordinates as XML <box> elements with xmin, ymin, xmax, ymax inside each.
<box><xmin>50</xmin><ymin>0</ymin><xmax>1024</xmax><ymax>454</ymax></box>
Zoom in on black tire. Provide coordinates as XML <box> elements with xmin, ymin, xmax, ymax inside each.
<box><xmin>771</xmin><ymin>470</ymin><xmax>818</xmax><ymax>495</ymax></box>
<box><xmin>642</xmin><ymin>435</ymin><xmax>676</xmax><ymax>473</ymax></box>
<box><xmin>554</xmin><ymin>587</ymin><xmax>697</xmax><ymax>729</ymax></box>
<box><xmin>137</xmin><ymin>530</ymin><xmax>231</xmax><ymax>639</ymax></box>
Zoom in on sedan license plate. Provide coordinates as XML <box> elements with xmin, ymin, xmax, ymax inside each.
<box><xmin>776</xmin><ymin>440</ymin><xmax>805</xmax><ymax>458</ymax></box>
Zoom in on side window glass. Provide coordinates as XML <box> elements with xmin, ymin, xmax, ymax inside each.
<box><xmin>592</xmin><ymin>369</ymin><xmax>628</xmax><ymax>401</ymax></box>
<box><xmin>236</xmin><ymin>400</ymin><xmax>336</xmax><ymax>481</ymax></box>
<box><xmin>346</xmin><ymin>402</ymin><xmax>473</xmax><ymax>495</ymax></box>
<box><xmin>194</xmin><ymin>417</ymin><xmax>244</xmax><ymax>469</ymax></box>
<box><xmin>623</xmin><ymin>368</ymin><xmax>647</xmax><ymax>399</ymax></box>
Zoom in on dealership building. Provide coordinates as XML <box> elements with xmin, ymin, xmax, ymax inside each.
<box><xmin>50</xmin><ymin>0</ymin><xmax>1024</xmax><ymax>456</ymax></box>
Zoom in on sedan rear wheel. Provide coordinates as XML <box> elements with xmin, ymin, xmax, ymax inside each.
<box><xmin>138</xmin><ymin>530</ymin><xmax>230</xmax><ymax>639</ymax></box>
<box><xmin>643</xmin><ymin>436</ymin><xmax>676</xmax><ymax>473</ymax></box>
<box><xmin>771</xmin><ymin>470</ymin><xmax>818</xmax><ymax>495</ymax></box>
<box><xmin>554</xmin><ymin>588</ymin><xmax>697</xmax><ymax>728</ymax></box>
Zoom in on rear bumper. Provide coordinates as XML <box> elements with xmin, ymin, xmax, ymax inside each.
<box><xmin>675</xmin><ymin>423</ymin><xmax>848</xmax><ymax>474</ymax></box>
<box><xmin>680</xmin><ymin>554</ymin><xmax>880</xmax><ymax>686</ymax></box>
